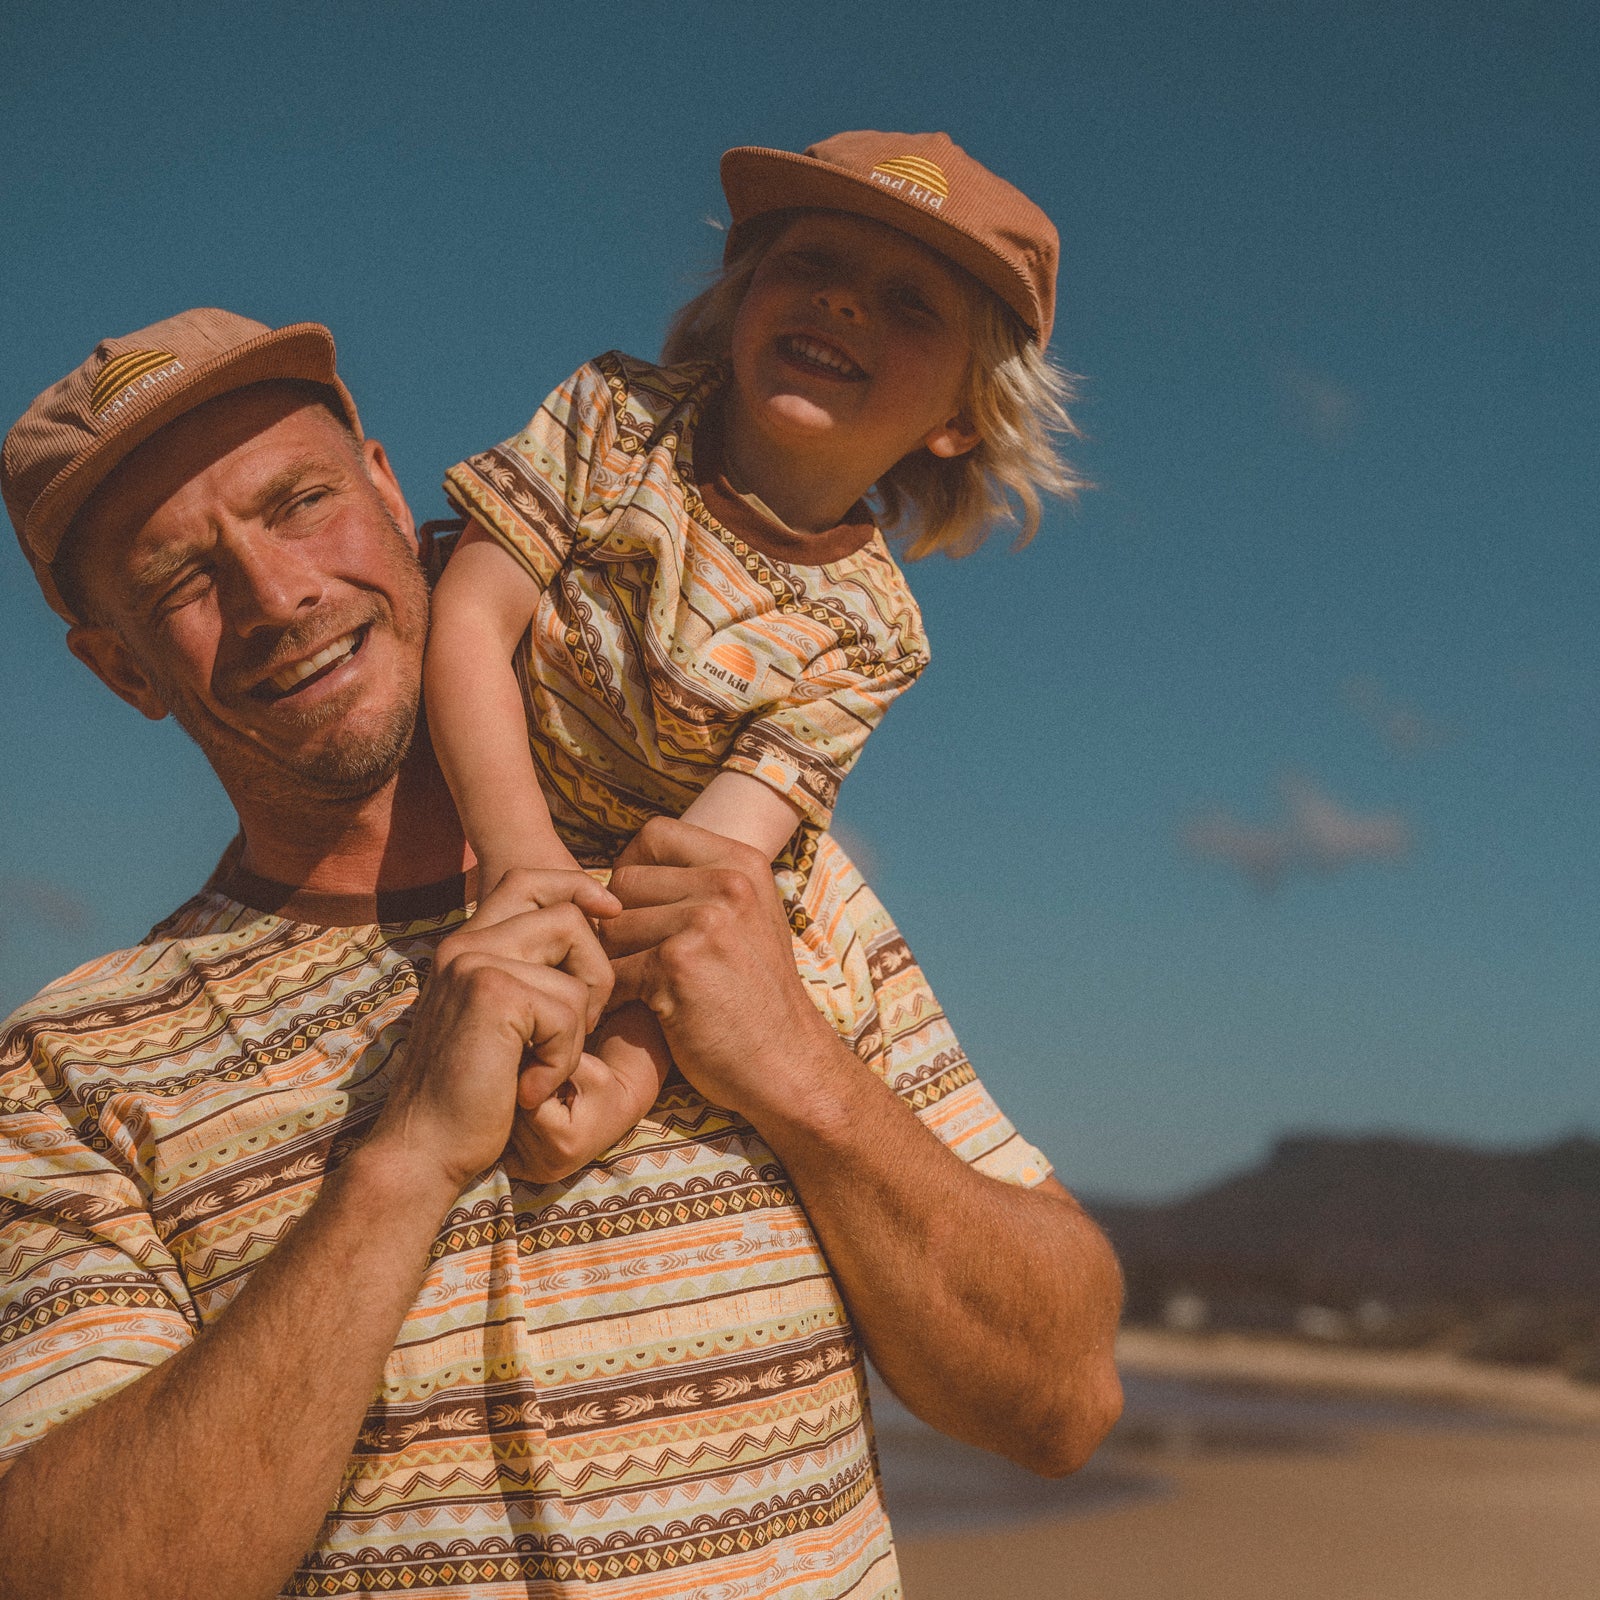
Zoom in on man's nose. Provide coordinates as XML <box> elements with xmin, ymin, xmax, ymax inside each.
<box><xmin>217</xmin><ymin>532</ymin><xmax>325</xmax><ymax>631</ymax></box>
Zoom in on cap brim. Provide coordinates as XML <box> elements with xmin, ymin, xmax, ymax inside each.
<box><xmin>720</xmin><ymin>146</ymin><xmax>1046</xmax><ymax>343</ymax></box>
<box><xmin>28</xmin><ymin>322</ymin><xmax>362</xmax><ymax>599</ymax></box>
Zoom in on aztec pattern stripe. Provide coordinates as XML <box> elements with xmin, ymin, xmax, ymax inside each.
<box><xmin>440</xmin><ymin>348</ymin><xmax>951</xmax><ymax>1048</ymax></box>
<box><xmin>441</xmin><ymin>352</ymin><xmax>932</xmax><ymax>851</ymax></box>
<box><xmin>869</xmin><ymin>157</ymin><xmax>950</xmax><ymax>197</ymax></box>
<box><xmin>89</xmin><ymin>349</ymin><xmax>180</xmax><ymax>415</ymax></box>
<box><xmin>0</xmin><ymin>848</ymin><xmax>1048</xmax><ymax>1595</ymax></box>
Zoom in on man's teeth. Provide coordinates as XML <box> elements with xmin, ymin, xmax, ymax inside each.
<box><xmin>787</xmin><ymin>337</ymin><xmax>861</xmax><ymax>376</ymax></box>
<box><xmin>267</xmin><ymin>632</ymin><xmax>359</xmax><ymax>693</ymax></box>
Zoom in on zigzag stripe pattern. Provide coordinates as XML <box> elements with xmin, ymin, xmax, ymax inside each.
<box><xmin>2</xmin><ymin>706</ymin><xmax>1046</xmax><ymax>1594</ymax></box>
<box><xmin>440</xmin><ymin>352</ymin><xmax>929</xmax><ymax>860</ymax></box>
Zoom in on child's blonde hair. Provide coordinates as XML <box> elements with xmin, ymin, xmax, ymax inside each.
<box><xmin>662</xmin><ymin>212</ymin><xmax>1088</xmax><ymax>558</ymax></box>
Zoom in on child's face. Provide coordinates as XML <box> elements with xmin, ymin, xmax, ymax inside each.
<box><xmin>728</xmin><ymin>211</ymin><xmax>980</xmax><ymax>479</ymax></box>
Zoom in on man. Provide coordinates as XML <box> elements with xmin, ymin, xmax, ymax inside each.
<box><xmin>0</xmin><ymin>309</ymin><xmax>1122</xmax><ymax>1598</ymax></box>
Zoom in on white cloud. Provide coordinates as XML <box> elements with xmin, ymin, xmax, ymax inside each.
<box><xmin>1183</xmin><ymin>775</ymin><xmax>1412</xmax><ymax>892</ymax></box>
<box><xmin>702</xmin><ymin>213</ymin><xmax>727</xmax><ymax>232</ymax></box>
<box><xmin>0</xmin><ymin>875</ymin><xmax>93</xmax><ymax>936</ymax></box>
<box><xmin>1277</xmin><ymin>362</ymin><xmax>1359</xmax><ymax>447</ymax></box>
<box><xmin>1343</xmin><ymin>676</ymin><xmax>1451</xmax><ymax>755</ymax></box>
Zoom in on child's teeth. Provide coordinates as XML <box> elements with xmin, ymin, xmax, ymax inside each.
<box><xmin>791</xmin><ymin>338</ymin><xmax>855</xmax><ymax>375</ymax></box>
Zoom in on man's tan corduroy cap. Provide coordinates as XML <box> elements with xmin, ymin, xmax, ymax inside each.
<box><xmin>720</xmin><ymin>130</ymin><xmax>1059</xmax><ymax>347</ymax></box>
<box><xmin>2</xmin><ymin>308</ymin><xmax>362</xmax><ymax>621</ymax></box>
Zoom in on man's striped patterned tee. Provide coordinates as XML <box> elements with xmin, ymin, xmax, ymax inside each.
<box><xmin>0</xmin><ymin>855</ymin><xmax>1048</xmax><ymax>1598</ymax></box>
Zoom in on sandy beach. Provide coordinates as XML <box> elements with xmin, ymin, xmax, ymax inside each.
<box><xmin>895</xmin><ymin>1331</ymin><xmax>1600</xmax><ymax>1599</ymax></box>
<box><xmin>1115</xmin><ymin>1325</ymin><xmax>1600</xmax><ymax>1426</ymax></box>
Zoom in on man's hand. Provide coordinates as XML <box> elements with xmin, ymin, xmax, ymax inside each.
<box><xmin>369</xmin><ymin>867</ymin><xmax>620</xmax><ymax>1195</ymax></box>
<box><xmin>604</xmin><ymin>819</ymin><xmax>836</xmax><ymax>1120</ymax></box>
<box><xmin>603</xmin><ymin>817</ymin><xmax>1123</xmax><ymax>1478</ymax></box>
<box><xmin>0</xmin><ymin>863</ymin><xmax>627</xmax><ymax>1600</ymax></box>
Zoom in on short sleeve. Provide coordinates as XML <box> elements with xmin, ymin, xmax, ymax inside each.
<box><xmin>799</xmin><ymin>834</ymin><xmax>1052</xmax><ymax>1188</ymax></box>
<box><xmin>872</xmin><ymin>936</ymin><xmax>1052</xmax><ymax>1189</ymax></box>
<box><xmin>442</xmin><ymin>361</ymin><xmax>618</xmax><ymax>590</ymax></box>
<box><xmin>0</xmin><ymin>1024</ymin><xmax>198</xmax><ymax>1481</ymax></box>
<box><xmin>724</xmin><ymin>552</ymin><xmax>930</xmax><ymax>829</ymax></box>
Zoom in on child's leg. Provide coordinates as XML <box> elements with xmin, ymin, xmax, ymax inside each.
<box><xmin>502</xmin><ymin>1003</ymin><xmax>671</xmax><ymax>1185</ymax></box>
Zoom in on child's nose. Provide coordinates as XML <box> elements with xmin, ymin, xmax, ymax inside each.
<box><xmin>814</xmin><ymin>284</ymin><xmax>862</xmax><ymax>320</ymax></box>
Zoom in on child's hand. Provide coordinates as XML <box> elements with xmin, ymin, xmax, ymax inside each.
<box><xmin>608</xmin><ymin>827</ymin><xmax>662</xmax><ymax>877</ymax></box>
<box><xmin>501</xmin><ymin>1003</ymin><xmax>673</xmax><ymax>1185</ymax></box>
<box><xmin>476</xmin><ymin>845</ymin><xmax>587</xmax><ymax>900</ymax></box>
<box><xmin>501</xmin><ymin>1049</ymin><xmax>620</xmax><ymax>1185</ymax></box>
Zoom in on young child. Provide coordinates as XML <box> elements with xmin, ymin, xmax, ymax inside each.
<box><xmin>427</xmin><ymin>130</ymin><xmax>1084</xmax><ymax>1182</ymax></box>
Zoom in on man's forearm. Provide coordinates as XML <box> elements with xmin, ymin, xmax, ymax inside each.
<box><xmin>0</xmin><ymin>1142</ymin><xmax>459</xmax><ymax>1600</ymax></box>
<box><xmin>749</xmin><ymin>1042</ymin><xmax>1124</xmax><ymax>1475</ymax></box>
<box><xmin>601</xmin><ymin>820</ymin><xmax>1123</xmax><ymax>1474</ymax></box>
<box><xmin>0</xmin><ymin>868</ymin><xmax>611</xmax><ymax>1597</ymax></box>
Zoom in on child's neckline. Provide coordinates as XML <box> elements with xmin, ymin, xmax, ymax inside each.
<box><xmin>688</xmin><ymin>395</ymin><xmax>882</xmax><ymax>569</ymax></box>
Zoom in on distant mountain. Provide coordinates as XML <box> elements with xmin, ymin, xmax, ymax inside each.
<box><xmin>1090</xmin><ymin>1132</ymin><xmax>1600</xmax><ymax>1317</ymax></box>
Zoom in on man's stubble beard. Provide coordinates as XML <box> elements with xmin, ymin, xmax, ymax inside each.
<box><xmin>146</xmin><ymin>519</ymin><xmax>433</xmax><ymax>813</ymax></box>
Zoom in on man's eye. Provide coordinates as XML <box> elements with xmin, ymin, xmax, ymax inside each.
<box><xmin>153</xmin><ymin>569</ymin><xmax>210</xmax><ymax>617</ymax></box>
<box><xmin>891</xmin><ymin>286</ymin><xmax>937</xmax><ymax>318</ymax></box>
<box><xmin>285</xmin><ymin>488</ymin><xmax>329</xmax><ymax>517</ymax></box>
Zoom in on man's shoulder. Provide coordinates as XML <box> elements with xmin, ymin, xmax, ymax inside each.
<box><xmin>0</xmin><ymin>887</ymin><xmax>274</xmax><ymax>1062</ymax></box>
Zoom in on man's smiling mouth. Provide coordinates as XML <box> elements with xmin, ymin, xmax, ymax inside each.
<box><xmin>777</xmin><ymin>334</ymin><xmax>867</xmax><ymax>380</ymax></box>
<box><xmin>253</xmin><ymin>627</ymin><xmax>368</xmax><ymax>701</ymax></box>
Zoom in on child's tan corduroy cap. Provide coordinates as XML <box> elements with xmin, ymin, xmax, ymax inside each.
<box><xmin>720</xmin><ymin>130</ymin><xmax>1060</xmax><ymax>347</ymax></box>
<box><xmin>2</xmin><ymin>307</ymin><xmax>361</xmax><ymax>621</ymax></box>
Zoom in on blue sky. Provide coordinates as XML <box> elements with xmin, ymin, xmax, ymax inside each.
<box><xmin>2</xmin><ymin>0</ymin><xmax>1594</xmax><ymax>1197</ymax></box>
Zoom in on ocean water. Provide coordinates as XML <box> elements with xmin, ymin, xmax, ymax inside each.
<box><xmin>869</xmin><ymin>1368</ymin><xmax>1542</xmax><ymax>1538</ymax></box>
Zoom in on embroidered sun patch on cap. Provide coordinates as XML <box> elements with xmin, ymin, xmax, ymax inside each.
<box><xmin>868</xmin><ymin>155</ymin><xmax>951</xmax><ymax>210</ymax></box>
<box><xmin>91</xmin><ymin>348</ymin><xmax>186</xmax><ymax>418</ymax></box>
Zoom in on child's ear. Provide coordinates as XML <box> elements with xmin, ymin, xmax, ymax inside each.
<box><xmin>923</xmin><ymin>411</ymin><xmax>981</xmax><ymax>460</ymax></box>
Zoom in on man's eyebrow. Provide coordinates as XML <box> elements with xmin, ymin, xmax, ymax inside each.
<box><xmin>246</xmin><ymin>454</ymin><xmax>348</xmax><ymax>514</ymax></box>
<box><xmin>124</xmin><ymin>454</ymin><xmax>349</xmax><ymax>603</ymax></box>
<box><xmin>126</xmin><ymin>543</ymin><xmax>194</xmax><ymax>602</ymax></box>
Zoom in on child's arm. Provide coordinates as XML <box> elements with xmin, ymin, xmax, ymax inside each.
<box><xmin>680</xmin><ymin>770</ymin><xmax>806</xmax><ymax>861</ymax></box>
<box><xmin>425</xmin><ymin>523</ymin><xmax>578</xmax><ymax>887</ymax></box>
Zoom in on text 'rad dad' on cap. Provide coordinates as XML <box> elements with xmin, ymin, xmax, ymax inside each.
<box><xmin>2</xmin><ymin>308</ymin><xmax>362</xmax><ymax>622</ymax></box>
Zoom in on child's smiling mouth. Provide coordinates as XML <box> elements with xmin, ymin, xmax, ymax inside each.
<box><xmin>776</xmin><ymin>334</ymin><xmax>867</xmax><ymax>381</ymax></box>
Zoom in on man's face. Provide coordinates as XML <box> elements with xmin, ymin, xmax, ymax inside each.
<box><xmin>66</xmin><ymin>383</ymin><xmax>429</xmax><ymax>811</ymax></box>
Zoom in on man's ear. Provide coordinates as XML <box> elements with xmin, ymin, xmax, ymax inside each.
<box><xmin>924</xmin><ymin>410</ymin><xmax>982</xmax><ymax>460</ymax></box>
<box><xmin>65</xmin><ymin>625</ymin><xmax>170</xmax><ymax>721</ymax></box>
<box><xmin>360</xmin><ymin>437</ymin><xmax>416</xmax><ymax>546</ymax></box>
